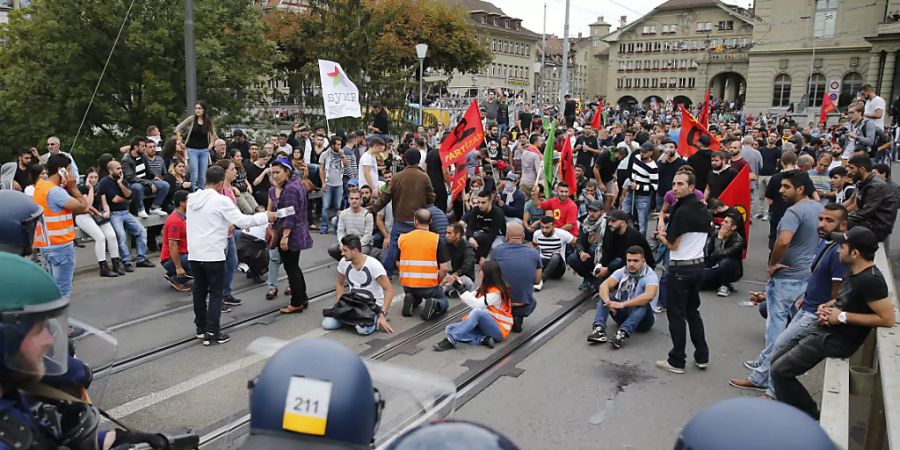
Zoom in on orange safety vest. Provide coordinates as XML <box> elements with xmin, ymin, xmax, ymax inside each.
<box><xmin>398</xmin><ymin>229</ymin><xmax>440</xmax><ymax>288</ymax></box>
<box><xmin>32</xmin><ymin>179</ymin><xmax>75</xmax><ymax>247</ymax></box>
<box><xmin>484</xmin><ymin>287</ymin><xmax>514</xmax><ymax>340</ymax></box>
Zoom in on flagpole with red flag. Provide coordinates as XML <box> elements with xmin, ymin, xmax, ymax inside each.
<box><xmin>439</xmin><ymin>101</ymin><xmax>485</xmax><ymax>169</ymax></box>
<box><xmin>677</xmin><ymin>104</ymin><xmax>721</xmax><ymax>158</ymax></box>
<box><xmin>698</xmin><ymin>88</ymin><xmax>710</xmax><ymax>127</ymax></box>
<box><xmin>591</xmin><ymin>100</ymin><xmax>604</xmax><ymax>129</ymax></box>
<box><xmin>558</xmin><ymin>134</ymin><xmax>577</xmax><ymax>196</ymax></box>
<box><xmin>717</xmin><ymin>164</ymin><xmax>751</xmax><ymax>259</ymax></box>
<box><xmin>819</xmin><ymin>92</ymin><xmax>837</xmax><ymax>126</ymax></box>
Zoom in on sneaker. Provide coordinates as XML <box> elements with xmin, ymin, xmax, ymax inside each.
<box><xmin>511</xmin><ymin>316</ymin><xmax>523</xmax><ymax>333</ymax></box>
<box><xmin>137</xmin><ymin>210</ymin><xmax>149</xmax><ymax>219</ymax></box>
<box><xmin>166</xmin><ymin>276</ymin><xmax>191</xmax><ymax>292</ymax></box>
<box><xmin>195</xmin><ymin>328</ymin><xmax>205</xmax><ymax>339</ymax></box>
<box><xmin>753</xmin><ymin>213</ymin><xmax>764</xmax><ymax>219</ymax></box>
<box><xmin>609</xmin><ymin>330</ymin><xmax>629</xmax><ymax>349</ymax></box>
<box><xmin>135</xmin><ymin>259</ymin><xmax>155</xmax><ymax>268</ymax></box>
<box><xmin>578</xmin><ymin>280</ymin><xmax>591</xmax><ymax>290</ymax></box>
<box><xmin>224</xmin><ymin>296</ymin><xmax>243</xmax><ymax>306</ymax></box>
<box><xmin>761</xmin><ymin>216</ymin><xmax>769</xmax><ymax>221</ymax></box>
<box><xmin>729</xmin><ymin>378</ymin><xmax>767</xmax><ymax>392</ymax></box>
<box><xmin>655</xmin><ymin>360</ymin><xmax>685</xmax><ymax>374</ymax></box>
<box><xmin>420</xmin><ymin>298</ymin><xmax>438</xmax><ymax>321</ymax></box>
<box><xmin>432</xmin><ymin>338</ymin><xmax>456</xmax><ymax>352</ymax></box>
<box><xmin>652</xmin><ymin>306</ymin><xmax>666</xmax><ymax>314</ymax></box>
<box><xmin>237</xmin><ymin>263</ymin><xmax>249</xmax><ymax>273</ymax></box>
<box><xmin>717</xmin><ymin>285</ymin><xmax>732</xmax><ymax>297</ymax></box>
<box><xmin>586</xmin><ymin>326</ymin><xmax>608</xmax><ymax>343</ymax></box>
<box><xmin>447</xmin><ymin>289</ymin><xmax>460</xmax><ymax>298</ymax></box>
<box><xmin>123</xmin><ymin>264</ymin><xmax>135</xmax><ymax>273</ymax></box>
<box><xmin>695</xmin><ymin>361</ymin><xmax>709</xmax><ymax>369</ymax></box>
<box><xmin>533</xmin><ymin>281</ymin><xmax>543</xmax><ymax>292</ymax></box>
<box><xmin>203</xmin><ymin>332</ymin><xmax>231</xmax><ymax>346</ymax></box>
<box><xmin>481</xmin><ymin>336</ymin><xmax>495</xmax><ymax>348</ymax></box>
<box><xmin>319</xmin><ymin>227</ymin><xmax>329</xmax><ymax>235</ymax></box>
<box><xmin>222</xmin><ymin>305</ymin><xmax>233</xmax><ymax>313</ymax></box>
<box><xmin>401</xmin><ymin>294</ymin><xmax>415</xmax><ymax>317</ymax></box>
<box><xmin>743</xmin><ymin>359</ymin><xmax>761</xmax><ymax>370</ymax></box>
<box><xmin>149</xmin><ymin>207</ymin><xmax>167</xmax><ymax>216</ymax></box>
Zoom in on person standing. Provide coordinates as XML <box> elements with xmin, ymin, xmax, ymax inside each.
<box><xmin>425</xmin><ymin>137</ymin><xmax>450</xmax><ymax>212</ymax></box>
<box><xmin>861</xmin><ymin>84</ymin><xmax>886</xmax><ymax>131</ymax></box>
<box><xmin>765</xmin><ymin>151</ymin><xmax>798</xmax><ymax>249</ymax></box>
<box><xmin>730</xmin><ymin>171</ymin><xmax>823</xmax><ymax>391</ymax></box>
<box><xmin>398</xmin><ymin>208</ymin><xmax>451</xmax><ymax>321</ymax></box>
<box><xmin>622</xmin><ymin>142</ymin><xmax>659</xmax><ymax>236</ymax></box>
<box><xmin>175</xmin><ymin>100</ymin><xmax>217</xmax><ymax>191</ymax></box>
<box><xmin>686</xmin><ymin>135</ymin><xmax>714</xmax><ymax>192</ymax></box>
<box><xmin>368</xmin><ymin>104</ymin><xmax>391</xmax><ymax>140</ymax></box>
<box><xmin>161</xmin><ymin>190</ymin><xmax>192</xmax><ymax>292</ymax></box>
<box><xmin>268</xmin><ymin>158</ymin><xmax>314</xmax><ymax>315</ymax></box>
<box><xmin>32</xmin><ymin>154</ymin><xmax>90</xmax><ymax>299</ymax></box>
<box><xmin>656</xmin><ymin>172</ymin><xmax>712</xmax><ymax>374</ymax></box>
<box><xmin>491</xmin><ymin>223</ymin><xmax>542</xmax><ymax>333</ymax></box>
<box><xmin>319</xmin><ymin>135</ymin><xmax>348</xmax><ymax>234</ymax></box>
<box><xmin>214</xmin><ymin>159</ymin><xmax>245</xmax><ymax>308</ymax></box>
<box><xmin>756</xmin><ymin>133</ymin><xmax>782</xmax><ymax>219</ymax></box>
<box><xmin>705</xmin><ymin>151</ymin><xmax>738</xmax><ymax>200</ymax></box>
<box><xmin>188</xmin><ymin>165</ymin><xmax>274</xmax><ymax>345</ymax></box>
<box><xmin>358</xmin><ymin>137</ymin><xmax>385</xmax><ymax>190</ymax></box>
<box><xmin>655</xmin><ymin>142</ymin><xmax>685</xmax><ymax>212</ymax></box>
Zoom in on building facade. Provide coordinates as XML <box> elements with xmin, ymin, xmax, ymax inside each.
<box><xmin>536</xmin><ymin>36</ymin><xmax>591</xmax><ymax>106</ymax></box>
<box><xmin>587</xmin><ymin>17</ymin><xmax>612</xmax><ymax>103</ymax></box>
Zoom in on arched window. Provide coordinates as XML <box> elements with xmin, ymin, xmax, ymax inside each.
<box><xmin>772</xmin><ymin>74</ymin><xmax>791</xmax><ymax>107</ymax></box>
<box><xmin>840</xmin><ymin>72</ymin><xmax>863</xmax><ymax>107</ymax></box>
<box><xmin>807</xmin><ymin>73</ymin><xmax>826</xmax><ymax>106</ymax></box>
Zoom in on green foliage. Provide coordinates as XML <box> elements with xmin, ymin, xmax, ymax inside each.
<box><xmin>0</xmin><ymin>0</ymin><xmax>274</xmax><ymax>164</ymax></box>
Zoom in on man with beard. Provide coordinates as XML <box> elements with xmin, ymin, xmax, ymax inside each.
<box><xmin>705</xmin><ymin>151</ymin><xmax>738</xmax><ymax>200</ymax></box>
<box><xmin>463</xmin><ymin>189</ymin><xmax>507</xmax><ymax>261</ymax></box>
<box><xmin>844</xmin><ymin>154</ymin><xmax>899</xmax><ymax>249</ymax></box>
<box><xmin>531</xmin><ymin>216</ymin><xmax>576</xmax><ymax>285</ymax></box>
<box><xmin>567</xmin><ymin>201</ymin><xmax>608</xmax><ymax>289</ymax></box>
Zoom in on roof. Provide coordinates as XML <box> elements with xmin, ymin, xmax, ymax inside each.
<box><xmin>539</xmin><ymin>37</ymin><xmax>591</xmax><ymax>56</ymax></box>
<box><xmin>603</xmin><ymin>0</ymin><xmax>758</xmax><ymax>43</ymax></box>
<box><xmin>656</xmin><ymin>0</ymin><xmax>719</xmax><ymax>10</ymax></box>
<box><xmin>445</xmin><ymin>0</ymin><xmax>505</xmax><ymax>15</ymax></box>
<box><xmin>444</xmin><ymin>0</ymin><xmax>541</xmax><ymax>38</ymax></box>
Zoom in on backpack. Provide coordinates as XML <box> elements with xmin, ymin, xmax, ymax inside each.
<box><xmin>861</xmin><ymin>119</ymin><xmax>890</xmax><ymax>155</ymax></box>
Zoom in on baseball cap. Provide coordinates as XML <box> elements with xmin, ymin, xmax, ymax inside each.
<box><xmin>347</xmin><ymin>178</ymin><xmax>359</xmax><ymax>186</ymax></box>
<box><xmin>640</xmin><ymin>142</ymin><xmax>654</xmax><ymax>152</ymax></box>
<box><xmin>505</xmin><ymin>172</ymin><xmax>519</xmax><ymax>181</ymax></box>
<box><xmin>271</xmin><ymin>157</ymin><xmax>293</xmax><ymax>171</ymax></box>
<box><xmin>608</xmin><ymin>209</ymin><xmax>629</xmax><ymax>222</ymax></box>
<box><xmin>831</xmin><ymin>227</ymin><xmax>879</xmax><ymax>255</ymax></box>
<box><xmin>587</xmin><ymin>201</ymin><xmax>603</xmax><ymax>211</ymax></box>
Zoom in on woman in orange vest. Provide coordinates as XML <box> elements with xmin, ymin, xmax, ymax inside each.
<box><xmin>433</xmin><ymin>261</ymin><xmax>513</xmax><ymax>351</ymax></box>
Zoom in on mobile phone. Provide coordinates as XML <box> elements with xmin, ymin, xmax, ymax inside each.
<box><xmin>57</xmin><ymin>168</ymin><xmax>67</xmax><ymax>181</ymax></box>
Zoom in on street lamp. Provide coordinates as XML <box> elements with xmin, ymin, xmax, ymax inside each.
<box><xmin>416</xmin><ymin>43</ymin><xmax>428</xmax><ymax>126</ymax></box>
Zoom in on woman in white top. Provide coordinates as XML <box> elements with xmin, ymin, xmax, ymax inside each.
<box><xmin>433</xmin><ymin>261</ymin><xmax>514</xmax><ymax>351</ymax></box>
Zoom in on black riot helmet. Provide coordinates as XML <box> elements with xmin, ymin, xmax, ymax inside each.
<box><xmin>386</xmin><ymin>419</ymin><xmax>520</xmax><ymax>450</ymax></box>
<box><xmin>0</xmin><ymin>190</ymin><xmax>43</xmax><ymax>256</ymax></box>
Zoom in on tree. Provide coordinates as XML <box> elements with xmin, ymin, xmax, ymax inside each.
<box><xmin>0</xmin><ymin>0</ymin><xmax>275</xmax><ymax>164</ymax></box>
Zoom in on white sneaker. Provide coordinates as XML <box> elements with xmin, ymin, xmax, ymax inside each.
<box><xmin>149</xmin><ymin>207</ymin><xmax>167</xmax><ymax>216</ymax></box>
<box><xmin>717</xmin><ymin>285</ymin><xmax>732</xmax><ymax>297</ymax></box>
<box><xmin>533</xmin><ymin>281</ymin><xmax>544</xmax><ymax>292</ymax></box>
<box><xmin>137</xmin><ymin>210</ymin><xmax>149</xmax><ymax>219</ymax></box>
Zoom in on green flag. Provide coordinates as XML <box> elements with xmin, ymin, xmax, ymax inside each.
<box><xmin>543</xmin><ymin>120</ymin><xmax>557</xmax><ymax>195</ymax></box>
<box><xmin>542</xmin><ymin>117</ymin><xmax>552</xmax><ymax>134</ymax></box>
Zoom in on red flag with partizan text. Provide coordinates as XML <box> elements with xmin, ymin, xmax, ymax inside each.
<box><xmin>439</xmin><ymin>101</ymin><xmax>485</xmax><ymax>168</ymax></box>
<box><xmin>678</xmin><ymin>105</ymin><xmax>720</xmax><ymax>158</ymax></box>
<box><xmin>820</xmin><ymin>92</ymin><xmax>837</xmax><ymax>125</ymax></box>
<box><xmin>718</xmin><ymin>164</ymin><xmax>751</xmax><ymax>259</ymax></box>
<box><xmin>450</xmin><ymin>164</ymin><xmax>466</xmax><ymax>204</ymax></box>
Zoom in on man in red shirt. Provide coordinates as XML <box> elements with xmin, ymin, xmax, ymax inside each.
<box><xmin>161</xmin><ymin>190</ymin><xmax>192</xmax><ymax>291</ymax></box>
<box><xmin>539</xmin><ymin>182</ymin><xmax>579</xmax><ymax>237</ymax></box>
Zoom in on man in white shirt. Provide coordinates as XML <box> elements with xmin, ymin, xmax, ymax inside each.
<box><xmin>358</xmin><ymin>137</ymin><xmax>385</xmax><ymax>190</ymax></box>
<box><xmin>41</xmin><ymin>136</ymin><xmax>79</xmax><ymax>180</ymax></box>
<box><xmin>532</xmin><ymin>215</ymin><xmax>575</xmax><ymax>282</ymax></box>
<box><xmin>322</xmin><ymin>235</ymin><xmax>395</xmax><ymax>335</ymax></box>
<box><xmin>862</xmin><ymin>84</ymin><xmax>886</xmax><ymax>131</ymax></box>
<box><xmin>187</xmin><ymin>165</ymin><xmax>274</xmax><ymax>346</ymax></box>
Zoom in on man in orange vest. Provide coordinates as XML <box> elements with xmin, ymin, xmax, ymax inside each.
<box><xmin>33</xmin><ymin>154</ymin><xmax>90</xmax><ymax>299</ymax></box>
<box><xmin>398</xmin><ymin>208</ymin><xmax>450</xmax><ymax>321</ymax></box>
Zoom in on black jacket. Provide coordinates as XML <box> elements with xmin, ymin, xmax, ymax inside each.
<box><xmin>463</xmin><ymin>206</ymin><xmax>507</xmax><ymax>240</ymax></box>
<box><xmin>447</xmin><ymin>238</ymin><xmax>476</xmax><ymax>279</ymax></box>
<box><xmin>687</xmin><ymin>149</ymin><xmax>713</xmax><ymax>192</ymax></box>
<box><xmin>599</xmin><ymin>225</ymin><xmax>655</xmax><ymax>269</ymax></box>
<box><xmin>706</xmin><ymin>231</ymin><xmax>744</xmax><ymax>277</ymax></box>
<box><xmin>849</xmin><ymin>173</ymin><xmax>899</xmax><ymax>241</ymax></box>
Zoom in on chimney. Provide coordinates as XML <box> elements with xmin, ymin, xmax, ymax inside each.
<box><xmin>598</xmin><ymin>16</ymin><xmax>604</xmax><ymax>23</ymax></box>
<box><xmin>578</xmin><ymin>32</ymin><xmax>583</xmax><ymax>38</ymax></box>
<box><xmin>619</xmin><ymin>15</ymin><xmax>627</xmax><ymax>27</ymax></box>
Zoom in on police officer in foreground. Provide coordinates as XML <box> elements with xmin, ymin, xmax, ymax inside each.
<box><xmin>0</xmin><ymin>190</ymin><xmax>167</xmax><ymax>449</ymax></box>
<box><xmin>241</xmin><ymin>338</ymin><xmax>384</xmax><ymax>449</ymax></box>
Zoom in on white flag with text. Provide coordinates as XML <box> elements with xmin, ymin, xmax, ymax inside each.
<box><xmin>318</xmin><ymin>59</ymin><xmax>361</xmax><ymax>120</ymax></box>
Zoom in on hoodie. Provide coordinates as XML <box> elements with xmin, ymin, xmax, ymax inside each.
<box><xmin>187</xmin><ymin>189</ymin><xmax>269</xmax><ymax>261</ymax></box>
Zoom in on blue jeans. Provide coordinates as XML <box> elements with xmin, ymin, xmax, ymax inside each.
<box><xmin>224</xmin><ymin>234</ymin><xmax>237</xmax><ymax>298</ymax></box>
<box><xmin>622</xmin><ymin>192</ymin><xmax>652</xmax><ymax>237</ymax></box>
<box><xmin>766</xmin><ymin>309</ymin><xmax>818</xmax><ymax>398</ymax></box>
<box><xmin>322</xmin><ymin>316</ymin><xmax>378</xmax><ymax>336</ymax></box>
<box><xmin>446</xmin><ymin>309</ymin><xmax>503</xmax><ymax>345</ymax></box>
<box><xmin>321</xmin><ymin>184</ymin><xmax>343</xmax><ymax>230</ymax></box>
<box><xmin>748</xmin><ymin>277</ymin><xmax>807</xmax><ymax>388</ymax></box>
<box><xmin>162</xmin><ymin>254</ymin><xmax>192</xmax><ymax>284</ymax></box>
<box><xmin>188</xmin><ymin>147</ymin><xmax>209</xmax><ymax>191</ymax></box>
<box><xmin>129</xmin><ymin>180</ymin><xmax>170</xmax><ymax>210</ymax></box>
<box><xmin>110</xmin><ymin>210</ymin><xmax>147</xmax><ymax>264</ymax></box>
<box><xmin>383</xmin><ymin>221</ymin><xmax>416</xmax><ymax>277</ymax></box>
<box><xmin>593</xmin><ymin>298</ymin><xmax>654</xmax><ymax>335</ymax></box>
<box><xmin>40</xmin><ymin>242</ymin><xmax>75</xmax><ymax>299</ymax></box>
<box><xmin>267</xmin><ymin>247</ymin><xmax>281</xmax><ymax>289</ymax></box>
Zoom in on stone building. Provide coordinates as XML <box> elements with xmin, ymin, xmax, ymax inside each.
<box><xmin>587</xmin><ymin>17</ymin><xmax>612</xmax><ymax>104</ymax></box>
<box><xmin>536</xmin><ymin>36</ymin><xmax>591</xmax><ymax>106</ymax></box>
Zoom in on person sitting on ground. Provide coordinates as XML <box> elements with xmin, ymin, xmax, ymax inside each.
<box><xmin>497</xmin><ymin>172</ymin><xmax>526</xmax><ymax>222</ymax></box>
<box><xmin>531</xmin><ymin>216</ymin><xmax>576</xmax><ymax>286</ymax></box>
<box><xmin>398</xmin><ymin>208</ymin><xmax>451</xmax><ymax>321</ymax></box>
<box><xmin>578</xmin><ymin>179</ymin><xmax>601</xmax><ymax>218</ymax></box>
<box><xmin>491</xmin><ymin>223</ymin><xmax>542</xmax><ymax>333</ymax></box>
<box><xmin>587</xmin><ymin>245</ymin><xmax>658</xmax><ymax>349</ymax></box>
<box><xmin>441</xmin><ymin>221</ymin><xmax>476</xmax><ymax>298</ymax></box>
<box><xmin>463</xmin><ymin>189</ymin><xmax>507</xmax><ymax>261</ymax></box>
<box><xmin>522</xmin><ymin>183</ymin><xmax>546</xmax><ymax>241</ymax></box>
<box><xmin>322</xmin><ymin>235</ymin><xmax>395</xmax><ymax>335</ymax></box>
<box><xmin>567</xmin><ymin>201</ymin><xmax>607</xmax><ymax>290</ymax></box>
<box><xmin>699</xmin><ymin>215</ymin><xmax>744</xmax><ymax>297</ymax></box>
<box><xmin>433</xmin><ymin>260</ymin><xmax>514</xmax><ymax>351</ymax></box>
<box><xmin>594</xmin><ymin>209</ymin><xmax>655</xmax><ymax>281</ymax></box>
<box><xmin>328</xmin><ymin>190</ymin><xmax>375</xmax><ymax>260</ymax></box>
<box><xmin>161</xmin><ymin>190</ymin><xmax>192</xmax><ymax>291</ymax></box>
<box><xmin>538</xmin><ymin>181</ymin><xmax>579</xmax><ymax>237</ymax></box>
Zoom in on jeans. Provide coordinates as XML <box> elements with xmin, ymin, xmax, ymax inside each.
<box><xmin>383</xmin><ymin>221</ymin><xmax>416</xmax><ymax>277</ymax></box>
<box><xmin>622</xmin><ymin>192</ymin><xmax>652</xmax><ymax>237</ymax></box>
<box><xmin>765</xmin><ymin>309</ymin><xmax>818</xmax><ymax>398</ymax></box>
<box><xmin>748</xmin><ymin>278</ymin><xmax>807</xmax><ymax>388</ymax></box>
<box><xmin>74</xmin><ymin>214</ymin><xmax>119</xmax><ymax>262</ymax></box>
<box><xmin>770</xmin><ymin>327</ymin><xmax>860</xmax><ymax>418</ymax></box>
<box><xmin>235</xmin><ymin>191</ymin><xmax>259</xmax><ymax>214</ymax></box>
<box><xmin>541</xmin><ymin>254</ymin><xmax>566</xmax><ymax>280</ymax></box>
<box><xmin>756</xmin><ymin>175</ymin><xmax>771</xmax><ymax>217</ymax></box>
<box><xmin>267</xmin><ymin>248</ymin><xmax>282</xmax><ymax>289</ymax></box>
<box><xmin>321</xmin><ymin>184</ymin><xmax>343</xmax><ymax>230</ymax></box>
<box><xmin>224</xmin><ymin>235</ymin><xmax>237</xmax><ymax>298</ymax></box>
<box><xmin>567</xmin><ymin>248</ymin><xmax>597</xmax><ymax>286</ymax></box>
<box><xmin>40</xmin><ymin>243</ymin><xmax>75</xmax><ymax>299</ymax></box>
<box><xmin>471</xmin><ymin>231</ymin><xmax>498</xmax><ymax>260</ymax></box>
<box><xmin>446</xmin><ymin>309</ymin><xmax>503</xmax><ymax>345</ymax></box>
<box><xmin>130</xmin><ymin>180</ymin><xmax>171</xmax><ymax>210</ymax></box>
<box><xmin>699</xmin><ymin>257</ymin><xmax>741</xmax><ymax>289</ymax></box>
<box><xmin>592</xmin><ymin>299</ymin><xmax>655</xmax><ymax>336</ymax></box>
<box><xmin>322</xmin><ymin>316</ymin><xmax>378</xmax><ymax>335</ymax></box>
<box><xmin>280</xmin><ymin>249</ymin><xmax>308</xmax><ymax>307</ymax></box>
<box><xmin>110</xmin><ymin>210</ymin><xmax>147</xmax><ymax>265</ymax></box>
<box><xmin>162</xmin><ymin>254</ymin><xmax>193</xmax><ymax>284</ymax></box>
<box><xmin>188</xmin><ymin>147</ymin><xmax>209</xmax><ymax>191</ymax></box>
<box><xmin>666</xmin><ymin>263</ymin><xmax>709</xmax><ymax>369</ymax></box>
<box><xmin>191</xmin><ymin>260</ymin><xmax>225</xmax><ymax>335</ymax></box>
<box><xmin>403</xmin><ymin>286</ymin><xmax>449</xmax><ymax>319</ymax></box>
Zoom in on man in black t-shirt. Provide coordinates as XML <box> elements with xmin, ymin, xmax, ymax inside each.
<box><xmin>574</xmin><ymin>126</ymin><xmax>600</xmax><ymax>172</ymax></box>
<box><xmin>765</xmin><ymin>151</ymin><xmax>798</xmax><ymax>249</ymax></box>
<box><xmin>518</xmin><ymin>103</ymin><xmax>535</xmax><ymax>133</ymax></box>
<box><xmin>563</xmin><ymin>95</ymin><xmax>577</xmax><ymax>127</ymax></box>
<box><xmin>12</xmin><ymin>147</ymin><xmax>33</xmax><ymax>191</ymax></box>
<box><xmin>770</xmin><ymin>226</ymin><xmax>894</xmax><ymax>418</ymax></box>
<box><xmin>686</xmin><ymin>135</ymin><xmax>714</xmax><ymax>192</ymax></box>
<box><xmin>705</xmin><ymin>151</ymin><xmax>737</xmax><ymax>200</ymax></box>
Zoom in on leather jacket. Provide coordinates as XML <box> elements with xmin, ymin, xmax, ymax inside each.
<box><xmin>850</xmin><ymin>173</ymin><xmax>899</xmax><ymax>242</ymax></box>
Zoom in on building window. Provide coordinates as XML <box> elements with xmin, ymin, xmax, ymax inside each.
<box><xmin>773</xmin><ymin>74</ymin><xmax>792</xmax><ymax>107</ymax></box>
<box><xmin>840</xmin><ymin>72</ymin><xmax>863</xmax><ymax>107</ymax></box>
<box><xmin>625</xmin><ymin>78</ymin><xmax>632</xmax><ymax>88</ymax></box>
<box><xmin>717</xmin><ymin>20</ymin><xmax>734</xmax><ymax>31</ymax></box>
<box><xmin>481</xmin><ymin>15</ymin><xmax>486</xmax><ymax>24</ymax></box>
<box><xmin>807</xmin><ymin>73</ymin><xmax>826</xmax><ymax>106</ymax></box>
<box><xmin>617</xmin><ymin>78</ymin><xmax>624</xmax><ymax>89</ymax></box>
<box><xmin>814</xmin><ymin>0</ymin><xmax>837</xmax><ymax>39</ymax></box>
<box><xmin>696</xmin><ymin>22</ymin><xmax>711</xmax><ymax>32</ymax></box>
<box><xmin>651</xmin><ymin>78</ymin><xmax>658</xmax><ymax>88</ymax></box>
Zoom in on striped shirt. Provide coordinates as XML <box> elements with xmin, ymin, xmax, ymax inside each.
<box><xmin>338</xmin><ymin>207</ymin><xmax>374</xmax><ymax>246</ymax></box>
<box><xmin>532</xmin><ymin>228</ymin><xmax>574</xmax><ymax>259</ymax></box>
<box><xmin>628</xmin><ymin>158</ymin><xmax>659</xmax><ymax>193</ymax></box>
<box><xmin>145</xmin><ymin>155</ymin><xmax>165</xmax><ymax>179</ymax></box>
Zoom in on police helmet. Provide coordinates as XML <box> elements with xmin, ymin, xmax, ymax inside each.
<box><xmin>0</xmin><ymin>190</ymin><xmax>43</xmax><ymax>256</ymax></box>
<box><xmin>675</xmin><ymin>398</ymin><xmax>836</xmax><ymax>450</ymax></box>
<box><xmin>0</xmin><ymin>253</ymin><xmax>70</xmax><ymax>377</ymax></box>
<box><xmin>386</xmin><ymin>419</ymin><xmax>519</xmax><ymax>450</ymax></box>
<box><xmin>242</xmin><ymin>339</ymin><xmax>383</xmax><ymax>449</ymax></box>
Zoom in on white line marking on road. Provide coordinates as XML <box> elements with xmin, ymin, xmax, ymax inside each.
<box><xmin>108</xmin><ymin>328</ymin><xmax>329</xmax><ymax>419</ymax></box>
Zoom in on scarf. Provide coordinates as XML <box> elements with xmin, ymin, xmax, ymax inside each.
<box><xmin>615</xmin><ymin>264</ymin><xmax>651</xmax><ymax>303</ymax></box>
<box><xmin>503</xmin><ymin>184</ymin><xmax>517</xmax><ymax>204</ymax></box>
<box><xmin>581</xmin><ymin>215</ymin><xmax>605</xmax><ymax>244</ymax></box>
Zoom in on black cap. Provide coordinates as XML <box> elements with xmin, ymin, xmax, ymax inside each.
<box><xmin>640</xmin><ymin>142</ymin><xmax>655</xmax><ymax>152</ymax></box>
<box><xmin>608</xmin><ymin>209</ymin><xmax>629</xmax><ymax>222</ymax></box>
<box><xmin>587</xmin><ymin>201</ymin><xmax>603</xmax><ymax>211</ymax></box>
<box><xmin>831</xmin><ymin>227</ymin><xmax>879</xmax><ymax>255</ymax></box>
<box><xmin>698</xmin><ymin>135</ymin><xmax>712</xmax><ymax>147</ymax></box>
<box><xmin>232</xmin><ymin>129</ymin><xmax>244</xmax><ymax>137</ymax></box>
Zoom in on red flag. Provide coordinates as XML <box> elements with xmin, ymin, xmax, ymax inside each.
<box><xmin>591</xmin><ymin>100</ymin><xmax>603</xmax><ymax>129</ymax></box>
<box><xmin>718</xmin><ymin>164</ymin><xmax>751</xmax><ymax>259</ymax></box>
<box><xmin>558</xmin><ymin>135</ymin><xmax>577</xmax><ymax>196</ymax></box>
<box><xmin>697</xmin><ymin>89</ymin><xmax>710</xmax><ymax>127</ymax></box>
<box><xmin>820</xmin><ymin>92</ymin><xmax>837</xmax><ymax>125</ymax></box>
<box><xmin>450</xmin><ymin>164</ymin><xmax>466</xmax><ymax>204</ymax></box>
<box><xmin>678</xmin><ymin>105</ymin><xmax>720</xmax><ymax>158</ymax></box>
<box><xmin>439</xmin><ymin>101</ymin><xmax>485</xmax><ymax>168</ymax></box>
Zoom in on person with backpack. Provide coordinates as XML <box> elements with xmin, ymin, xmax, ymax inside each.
<box><xmin>840</xmin><ymin>101</ymin><xmax>881</xmax><ymax>162</ymax></box>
